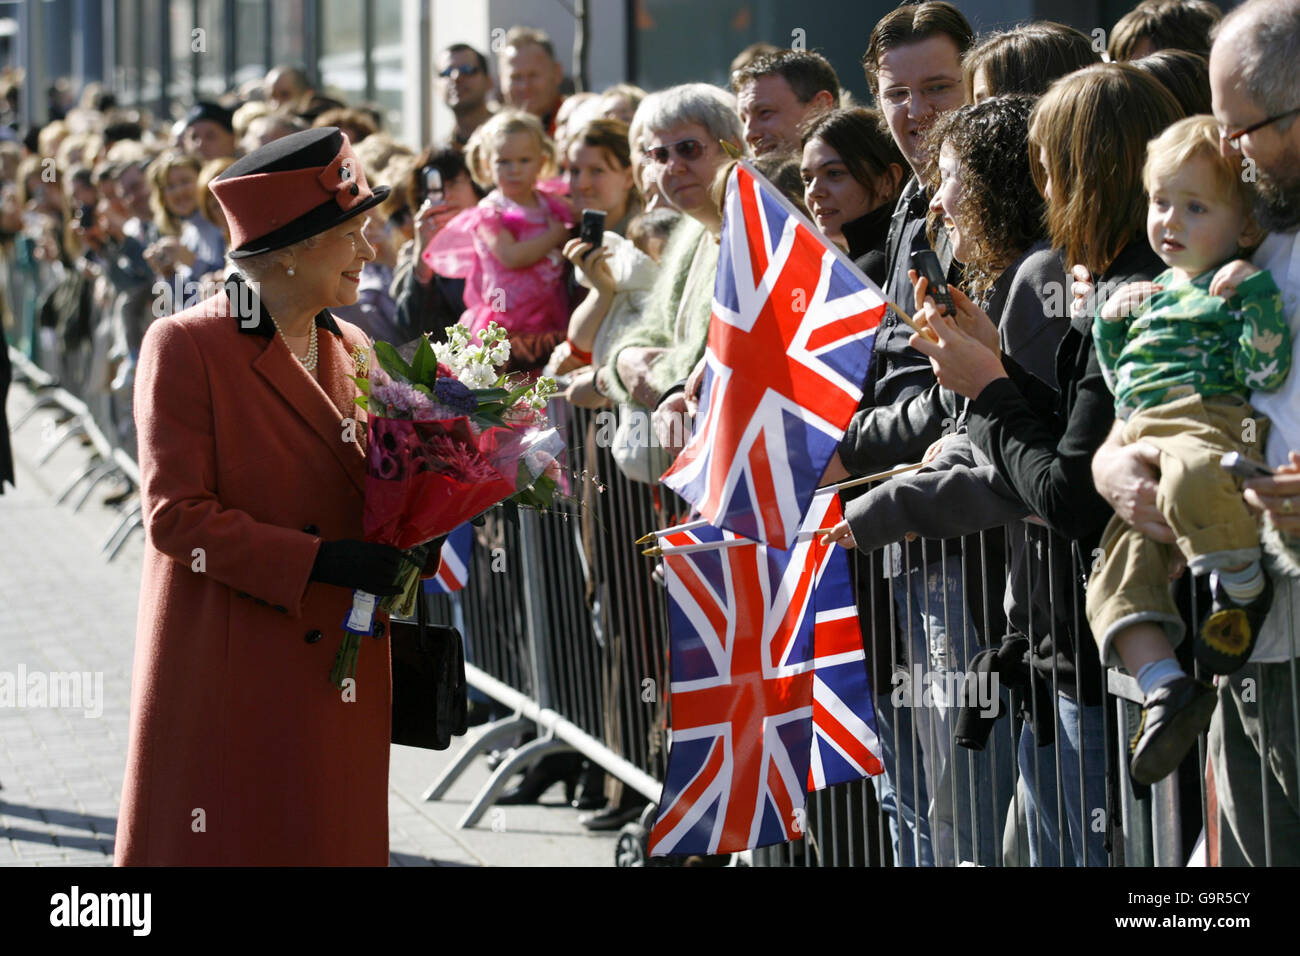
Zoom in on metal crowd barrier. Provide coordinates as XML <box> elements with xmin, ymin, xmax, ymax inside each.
<box><xmin>422</xmin><ymin>398</ymin><xmax>1300</xmax><ymax>868</ymax></box>
<box><xmin>8</xmin><ymin>345</ymin><xmax>145</xmax><ymax>559</ymax></box>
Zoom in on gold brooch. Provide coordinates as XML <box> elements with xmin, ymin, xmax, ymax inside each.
<box><xmin>351</xmin><ymin>344</ymin><xmax>370</xmax><ymax>378</ymax></box>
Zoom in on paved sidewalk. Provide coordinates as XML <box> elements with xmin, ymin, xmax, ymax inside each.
<box><xmin>0</xmin><ymin>384</ymin><xmax>620</xmax><ymax>866</ymax></box>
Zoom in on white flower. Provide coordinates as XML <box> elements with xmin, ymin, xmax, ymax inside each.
<box><xmin>522</xmin><ymin>376</ymin><xmax>558</xmax><ymax>412</ymax></box>
<box><xmin>445</xmin><ymin>324</ymin><xmax>470</xmax><ymax>348</ymax></box>
<box><xmin>458</xmin><ymin>361</ymin><xmax>497</xmax><ymax>389</ymax></box>
<box><xmin>432</xmin><ymin>340</ymin><xmax>459</xmax><ymax>370</ymax></box>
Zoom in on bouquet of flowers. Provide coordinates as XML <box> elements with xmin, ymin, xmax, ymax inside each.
<box><xmin>331</xmin><ymin>322</ymin><xmax>562</xmax><ymax>687</ymax></box>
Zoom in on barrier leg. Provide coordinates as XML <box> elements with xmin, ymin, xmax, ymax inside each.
<box><xmin>71</xmin><ymin>465</ymin><xmax>124</xmax><ymax>512</ymax></box>
<box><xmin>457</xmin><ymin>736</ymin><xmax>572</xmax><ymax>829</ymax></box>
<box><xmin>9</xmin><ymin>394</ymin><xmax>62</xmax><ymax>432</ymax></box>
<box><xmin>102</xmin><ymin>501</ymin><xmax>143</xmax><ymax>560</ymax></box>
<box><xmin>55</xmin><ymin>457</ymin><xmax>111</xmax><ymax>505</ymax></box>
<box><xmin>36</xmin><ymin>420</ymin><xmax>88</xmax><ymax>466</ymax></box>
<box><xmin>420</xmin><ymin>714</ymin><xmax>532</xmax><ymax>802</ymax></box>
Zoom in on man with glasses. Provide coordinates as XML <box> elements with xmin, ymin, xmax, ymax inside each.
<box><xmin>438</xmin><ymin>43</ymin><xmax>494</xmax><ymax>151</ymax></box>
<box><xmin>1205</xmin><ymin>0</ymin><xmax>1300</xmax><ymax>866</ymax></box>
<box><xmin>823</xmin><ymin>0</ymin><xmax>985</xmax><ymax>870</ymax></box>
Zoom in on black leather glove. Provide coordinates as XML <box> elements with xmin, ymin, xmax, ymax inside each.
<box><xmin>311</xmin><ymin>539</ymin><xmax>406</xmax><ymax>596</ymax></box>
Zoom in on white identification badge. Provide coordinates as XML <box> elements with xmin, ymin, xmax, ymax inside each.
<box><xmin>344</xmin><ymin>590</ymin><xmax>377</xmax><ymax>635</ymax></box>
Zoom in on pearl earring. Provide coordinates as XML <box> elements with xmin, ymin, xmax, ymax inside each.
<box><xmin>287</xmin><ymin>266</ymin><xmax>295</xmax><ymax>276</ymax></box>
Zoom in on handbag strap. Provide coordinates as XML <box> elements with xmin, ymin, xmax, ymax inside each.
<box><xmin>417</xmin><ymin>576</ymin><xmax>428</xmax><ymax>645</ymax></box>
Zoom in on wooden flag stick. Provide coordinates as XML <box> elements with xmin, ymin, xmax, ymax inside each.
<box><xmin>644</xmin><ymin>537</ymin><xmax>755</xmax><ymax>558</ymax></box>
<box><xmin>637</xmin><ymin>517</ymin><xmax>709</xmax><ymax>544</ymax></box>
<box><xmin>885</xmin><ymin>299</ymin><xmax>927</xmax><ymax>336</ymax></box>
<box><xmin>637</xmin><ymin>463</ymin><xmax>924</xmax><ymax>543</ymax></box>
<box><xmin>828</xmin><ymin>461</ymin><xmax>924</xmax><ymax>493</ymax></box>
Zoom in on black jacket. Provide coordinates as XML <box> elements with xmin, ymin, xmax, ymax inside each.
<box><xmin>841</xmin><ymin>200</ymin><xmax>894</xmax><ymax>290</ymax></box>
<box><xmin>966</xmin><ymin>238</ymin><xmax>1165</xmax><ymax>702</ymax></box>
<box><xmin>968</xmin><ymin>239</ymin><xmax>1164</xmax><ymax>548</ymax></box>
<box><xmin>391</xmin><ymin>252</ymin><xmax>467</xmax><ymax>345</ymax></box>
<box><xmin>837</xmin><ymin>242</ymin><xmax>1064</xmax><ymax>477</ymax></box>
<box><xmin>861</xmin><ymin>177</ymin><xmax>958</xmax><ymax>410</ymax></box>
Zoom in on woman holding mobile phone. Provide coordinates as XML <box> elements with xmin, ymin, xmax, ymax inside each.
<box><xmin>546</xmin><ymin>118</ymin><xmax>644</xmax><ymax>386</ymax></box>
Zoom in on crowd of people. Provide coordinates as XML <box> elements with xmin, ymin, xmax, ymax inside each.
<box><xmin>2</xmin><ymin>0</ymin><xmax>1299</xmax><ymax>866</ymax></box>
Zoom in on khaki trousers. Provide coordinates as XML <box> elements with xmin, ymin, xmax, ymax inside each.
<box><xmin>1086</xmin><ymin>394</ymin><xmax>1266</xmax><ymax>666</ymax></box>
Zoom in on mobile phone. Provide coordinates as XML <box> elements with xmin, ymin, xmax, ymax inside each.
<box><xmin>423</xmin><ymin>167</ymin><xmax>444</xmax><ymax>204</ymax></box>
<box><xmin>911</xmin><ymin>249</ymin><xmax>954</xmax><ymax>314</ymax></box>
<box><xmin>1222</xmin><ymin>452</ymin><xmax>1275</xmax><ymax>480</ymax></box>
<box><xmin>579</xmin><ymin>208</ymin><xmax>606</xmax><ymax>248</ymax></box>
<box><xmin>78</xmin><ymin>202</ymin><xmax>97</xmax><ymax>230</ymax></box>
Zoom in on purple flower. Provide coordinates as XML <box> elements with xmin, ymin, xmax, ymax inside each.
<box><xmin>372</xmin><ymin>380</ymin><xmax>431</xmax><ymax>418</ymax></box>
<box><xmin>434</xmin><ymin>377</ymin><xmax>478</xmax><ymax>416</ymax></box>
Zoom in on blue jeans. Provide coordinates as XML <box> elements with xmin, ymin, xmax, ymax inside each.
<box><xmin>883</xmin><ymin>555</ymin><xmax>1014</xmax><ymax>866</ymax></box>
<box><xmin>874</xmin><ymin>695</ymin><xmax>934</xmax><ymax>866</ymax></box>
<box><xmin>1018</xmin><ymin>695</ymin><xmax>1108</xmax><ymax>866</ymax></box>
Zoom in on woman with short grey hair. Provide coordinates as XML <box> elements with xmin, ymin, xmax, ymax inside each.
<box><xmin>567</xmin><ymin>84</ymin><xmax>743</xmax><ymax>436</ymax></box>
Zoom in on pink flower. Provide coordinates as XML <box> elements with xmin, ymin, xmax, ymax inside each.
<box><xmin>423</xmin><ymin>433</ymin><xmax>498</xmax><ymax>482</ymax></box>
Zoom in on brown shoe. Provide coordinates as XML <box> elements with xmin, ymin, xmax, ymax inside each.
<box><xmin>1129</xmin><ymin>676</ymin><xmax>1217</xmax><ymax>786</ymax></box>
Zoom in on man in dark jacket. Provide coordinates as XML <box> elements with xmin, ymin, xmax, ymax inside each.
<box><xmin>826</xmin><ymin>0</ymin><xmax>974</xmax><ymax>868</ymax></box>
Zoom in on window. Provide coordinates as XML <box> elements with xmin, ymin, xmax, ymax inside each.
<box><xmin>320</xmin><ymin>0</ymin><xmax>364</xmax><ymax>106</ymax></box>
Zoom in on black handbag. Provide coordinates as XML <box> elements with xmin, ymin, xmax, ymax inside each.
<box><xmin>389</xmin><ymin>595</ymin><xmax>469</xmax><ymax>750</ymax></box>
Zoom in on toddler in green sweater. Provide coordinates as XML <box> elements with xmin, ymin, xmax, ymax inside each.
<box><xmin>1086</xmin><ymin>116</ymin><xmax>1290</xmax><ymax>783</ymax></box>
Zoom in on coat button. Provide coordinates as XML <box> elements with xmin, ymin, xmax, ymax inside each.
<box><xmin>305</xmin><ymin>629</ymin><xmax>323</xmax><ymax>644</ymax></box>
<box><xmin>303</xmin><ymin>524</ymin><xmax>319</xmax><ymax>535</ymax></box>
<box><xmin>372</xmin><ymin>620</ymin><xmax>386</xmax><ymax>639</ymax></box>
<box><xmin>350</xmin><ymin>183</ymin><xmax>360</xmax><ymax>197</ymax></box>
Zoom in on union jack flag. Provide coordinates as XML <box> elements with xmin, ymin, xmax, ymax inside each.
<box><xmin>649</xmin><ymin>492</ymin><xmax>879</xmax><ymax>857</ymax></box>
<box><xmin>660</xmin><ymin>161</ymin><xmax>888</xmax><ymax>549</ymax></box>
<box><xmin>423</xmin><ymin>523</ymin><xmax>474</xmax><ymax>594</ymax></box>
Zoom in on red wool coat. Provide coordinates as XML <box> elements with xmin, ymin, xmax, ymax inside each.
<box><xmin>116</xmin><ymin>283</ymin><xmax>399</xmax><ymax>866</ymax></box>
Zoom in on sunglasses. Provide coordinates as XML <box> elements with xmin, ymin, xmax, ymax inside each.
<box><xmin>642</xmin><ymin>138</ymin><xmax>708</xmax><ymax>166</ymax></box>
<box><xmin>439</xmin><ymin>65</ymin><xmax>483</xmax><ymax>79</ymax></box>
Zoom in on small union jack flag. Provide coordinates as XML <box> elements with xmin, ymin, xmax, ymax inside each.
<box><xmin>649</xmin><ymin>492</ymin><xmax>879</xmax><ymax>857</ymax></box>
<box><xmin>661</xmin><ymin>161</ymin><xmax>887</xmax><ymax>549</ymax></box>
<box><xmin>423</xmin><ymin>523</ymin><xmax>474</xmax><ymax>595</ymax></box>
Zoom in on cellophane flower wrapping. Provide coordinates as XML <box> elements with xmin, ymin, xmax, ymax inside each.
<box><xmin>353</xmin><ymin>325</ymin><xmax>563</xmax><ymax>620</ymax></box>
<box><xmin>364</xmin><ymin>416</ymin><xmax>563</xmax><ymax>547</ymax></box>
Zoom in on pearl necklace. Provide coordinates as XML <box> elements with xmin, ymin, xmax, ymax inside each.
<box><xmin>271</xmin><ymin>317</ymin><xmax>318</xmax><ymax>373</ymax></box>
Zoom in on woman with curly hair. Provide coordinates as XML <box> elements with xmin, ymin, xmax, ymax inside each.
<box><xmin>824</xmin><ymin>94</ymin><xmax>1071</xmax><ymax>867</ymax></box>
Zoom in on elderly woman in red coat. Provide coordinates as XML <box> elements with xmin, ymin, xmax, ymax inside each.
<box><xmin>116</xmin><ymin>128</ymin><xmax>428</xmax><ymax>866</ymax></box>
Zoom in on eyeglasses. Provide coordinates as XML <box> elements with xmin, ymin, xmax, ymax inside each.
<box><xmin>1219</xmin><ymin>106</ymin><xmax>1300</xmax><ymax>150</ymax></box>
<box><xmin>439</xmin><ymin>65</ymin><xmax>483</xmax><ymax>79</ymax></box>
<box><xmin>642</xmin><ymin>139</ymin><xmax>707</xmax><ymax>166</ymax></box>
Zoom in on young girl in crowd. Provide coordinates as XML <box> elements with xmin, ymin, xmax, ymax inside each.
<box><xmin>423</xmin><ymin>109</ymin><xmax>573</xmax><ymax>347</ymax></box>
<box><xmin>142</xmin><ymin>151</ymin><xmax>227</xmax><ymax>284</ymax></box>
<box><xmin>1087</xmin><ymin>115</ymin><xmax>1288</xmax><ymax>720</ymax></box>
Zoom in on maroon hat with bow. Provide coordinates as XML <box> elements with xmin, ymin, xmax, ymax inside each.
<box><xmin>209</xmin><ymin>127</ymin><xmax>389</xmax><ymax>258</ymax></box>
